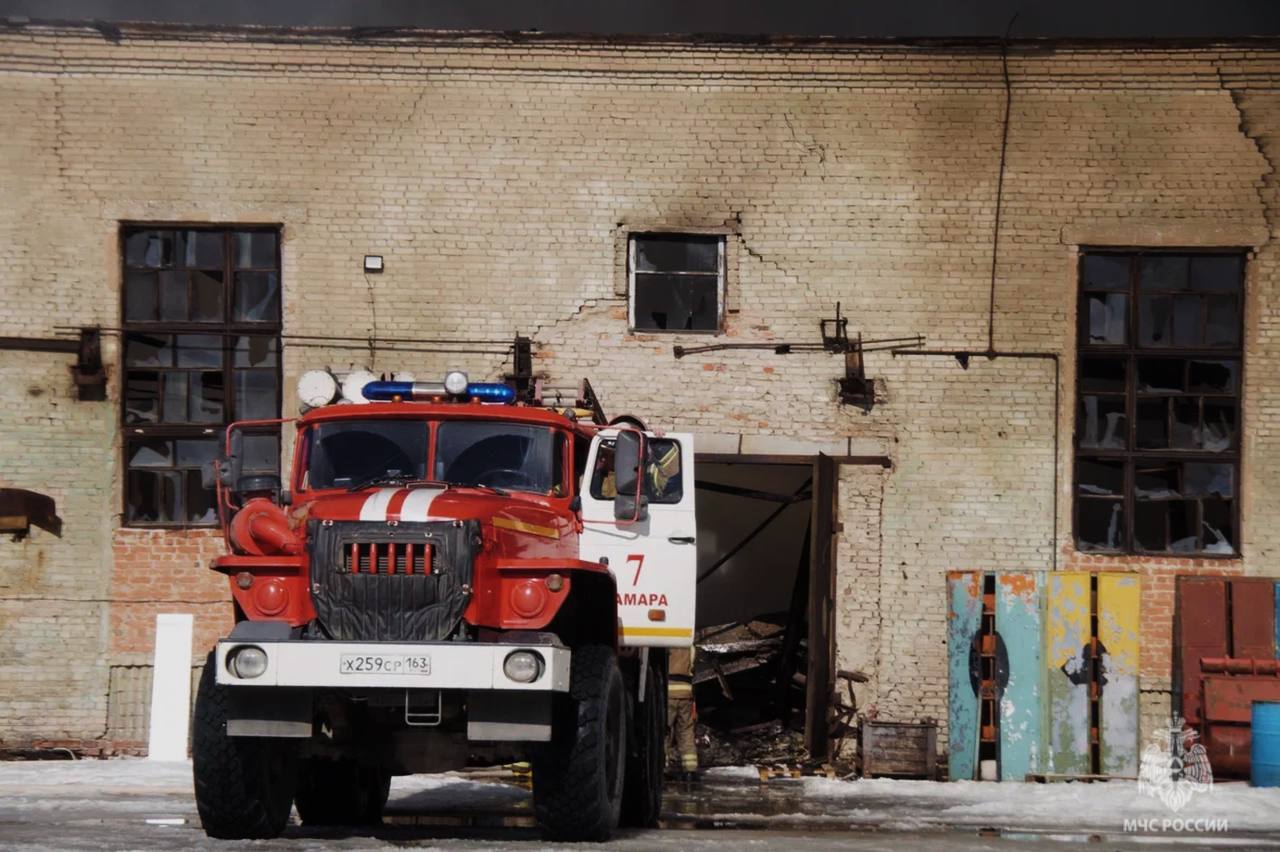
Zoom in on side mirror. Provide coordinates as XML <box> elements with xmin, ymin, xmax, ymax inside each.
<box><xmin>612</xmin><ymin>431</ymin><xmax>649</xmax><ymax>522</ymax></box>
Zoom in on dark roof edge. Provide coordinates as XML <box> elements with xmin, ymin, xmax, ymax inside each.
<box><xmin>5</xmin><ymin>18</ymin><xmax>1280</xmax><ymax>51</ymax></box>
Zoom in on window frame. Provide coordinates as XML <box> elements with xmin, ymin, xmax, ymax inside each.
<box><xmin>120</xmin><ymin>223</ymin><xmax>283</xmax><ymax>529</ymax></box>
<box><xmin>627</xmin><ymin>232</ymin><xmax>726</xmax><ymax>334</ymax></box>
<box><xmin>1073</xmin><ymin>247</ymin><xmax>1245</xmax><ymax>557</ymax></box>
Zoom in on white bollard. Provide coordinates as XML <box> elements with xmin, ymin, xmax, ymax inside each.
<box><xmin>147</xmin><ymin>613</ymin><xmax>194</xmax><ymax>761</ymax></box>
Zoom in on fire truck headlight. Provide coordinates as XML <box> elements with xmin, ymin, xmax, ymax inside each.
<box><xmin>228</xmin><ymin>645</ymin><xmax>268</xmax><ymax>680</ymax></box>
<box><xmin>503</xmin><ymin>650</ymin><xmax>544</xmax><ymax>684</ymax></box>
<box><xmin>443</xmin><ymin>370</ymin><xmax>469</xmax><ymax>396</ymax></box>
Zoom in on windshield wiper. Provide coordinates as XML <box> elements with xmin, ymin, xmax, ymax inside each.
<box><xmin>346</xmin><ymin>471</ymin><xmax>409</xmax><ymax>492</ymax></box>
<box><xmin>445</xmin><ymin>481</ymin><xmax>510</xmax><ymax>497</ymax></box>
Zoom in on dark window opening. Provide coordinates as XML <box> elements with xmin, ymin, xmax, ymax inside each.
<box><xmin>1074</xmin><ymin>250</ymin><xmax>1243</xmax><ymax>555</ymax></box>
<box><xmin>629</xmin><ymin>234</ymin><xmax>724</xmax><ymax>332</ymax></box>
<box><xmin>122</xmin><ymin>226</ymin><xmax>282</xmax><ymax>526</ymax></box>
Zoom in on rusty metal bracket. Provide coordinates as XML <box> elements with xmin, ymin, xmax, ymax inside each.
<box><xmin>0</xmin><ymin>489</ymin><xmax>62</xmax><ymax>539</ymax></box>
<box><xmin>0</xmin><ymin>327</ymin><xmax>105</xmax><ymax>401</ymax></box>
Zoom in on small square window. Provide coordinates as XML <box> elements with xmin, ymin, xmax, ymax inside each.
<box><xmin>629</xmin><ymin>234</ymin><xmax>724</xmax><ymax>332</ymax></box>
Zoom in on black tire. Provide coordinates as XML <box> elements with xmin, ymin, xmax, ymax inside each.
<box><xmin>532</xmin><ymin>644</ymin><xmax>628</xmax><ymax>841</ymax></box>
<box><xmin>295</xmin><ymin>759</ymin><xmax>391</xmax><ymax>826</ymax></box>
<box><xmin>192</xmin><ymin>652</ymin><xmax>298</xmax><ymax>839</ymax></box>
<box><xmin>621</xmin><ymin>658</ymin><xmax>665</xmax><ymax>827</ymax></box>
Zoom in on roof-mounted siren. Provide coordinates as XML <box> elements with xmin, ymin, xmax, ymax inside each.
<box><xmin>341</xmin><ymin>369</ymin><xmax>378</xmax><ymax>404</ymax></box>
<box><xmin>361</xmin><ymin>371</ymin><xmax>516</xmax><ymax>404</ymax></box>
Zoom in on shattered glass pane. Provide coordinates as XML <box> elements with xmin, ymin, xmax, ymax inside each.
<box><xmin>242</xmin><ymin>434</ymin><xmax>280</xmax><ymax>473</ymax></box>
<box><xmin>190</xmin><ymin>271</ymin><xmax>224</xmax><ymax>322</ymax></box>
<box><xmin>124</xmin><ymin>270</ymin><xmax>158</xmax><ymax>321</ymax></box>
<box><xmin>1138</xmin><ymin>295</ymin><xmax>1171</xmax><ymax>346</ymax></box>
<box><xmin>634</xmin><ymin>235</ymin><xmax>720</xmax><ymax>273</ymax></box>
<box><xmin>1184</xmin><ymin>462</ymin><xmax>1233</xmax><ymax>498</ymax></box>
<box><xmin>1206</xmin><ymin>296</ymin><xmax>1240</xmax><ymax>347</ymax></box>
<box><xmin>181</xmin><ymin>231</ymin><xmax>224</xmax><ymax>268</ymax></box>
<box><xmin>125</xmin><ymin>230</ymin><xmax>174</xmax><ymax>268</ymax></box>
<box><xmin>190</xmin><ymin>372</ymin><xmax>225</xmax><ymax>423</ymax></box>
<box><xmin>1137</xmin><ymin>359</ymin><xmax>1184</xmax><ymax>393</ymax></box>
<box><xmin>162</xmin><ymin>373</ymin><xmax>187</xmax><ymax>422</ymax></box>
<box><xmin>127</xmin><ymin>470</ymin><xmax>181</xmax><ymax>524</ymax></box>
<box><xmin>1168</xmin><ymin>501</ymin><xmax>1198</xmax><ymax>552</ymax></box>
<box><xmin>1135</xmin><ymin>463</ymin><xmax>1180</xmax><ymax>499</ymax></box>
<box><xmin>234</xmin><ymin>272</ymin><xmax>281</xmax><ymax>322</ymax></box>
<box><xmin>1082</xmin><ymin>254</ymin><xmax>1130</xmax><ymax>290</ymax></box>
<box><xmin>1202</xmin><ymin>400</ymin><xmax>1236</xmax><ymax>451</ymax></box>
<box><xmin>1077</xmin><ymin>499</ymin><xmax>1124</xmax><ymax>551</ymax></box>
<box><xmin>1172</xmin><ymin>295</ymin><xmax>1202</xmax><ymax>346</ymax></box>
<box><xmin>1170</xmin><ymin>397</ymin><xmax>1200</xmax><ymax>448</ymax></box>
<box><xmin>1190</xmin><ymin>255</ymin><xmax>1243</xmax><ymax>293</ymax></box>
<box><xmin>1078</xmin><ymin>396</ymin><xmax>1126</xmax><ymax>449</ymax></box>
<box><xmin>1202</xmin><ymin>499</ymin><xmax>1235</xmax><ymax>554</ymax></box>
<box><xmin>634</xmin><ymin>274</ymin><xmax>719</xmax><ymax>331</ymax></box>
<box><xmin>235</xmin><ymin>232</ymin><xmax>278</xmax><ymax>269</ymax></box>
<box><xmin>234</xmin><ymin>335</ymin><xmax>278</xmax><ymax>368</ymax></box>
<box><xmin>235</xmin><ymin>370</ymin><xmax>278</xmax><ymax>420</ymax></box>
<box><xmin>185</xmin><ymin>470</ymin><xmax>217</xmax><ymax>524</ymax></box>
<box><xmin>128</xmin><ymin>439</ymin><xmax>172</xmax><ymax>468</ymax></box>
<box><xmin>176</xmin><ymin>334</ymin><xmax>222</xmax><ymax>368</ymax></box>
<box><xmin>1136</xmin><ymin>399</ymin><xmax>1169</xmax><ymax>449</ymax></box>
<box><xmin>1188</xmin><ymin>360</ymin><xmax>1238</xmax><ymax>393</ymax></box>
<box><xmin>124</xmin><ymin>370</ymin><xmax>159</xmax><ymax>424</ymax></box>
<box><xmin>1085</xmin><ymin>293</ymin><xmax>1127</xmax><ymax>344</ymax></box>
<box><xmin>1134</xmin><ymin>500</ymin><xmax>1166</xmax><ymax>551</ymax></box>
<box><xmin>125</xmin><ymin>333</ymin><xmax>171</xmax><ymax>367</ymax></box>
<box><xmin>1139</xmin><ymin>255</ymin><xmax>1190</xmax><ymax>290</ymax></box>
<box><xmin>158</xmin><ymin>270</ymin><xmax>188</xmax><ymax>321</ymax></box>
<box><xmin>1080</xmin><ymin>356</ymin><xmax>1127</xmax><ymax>392</ymax></box>
<box><xmin>175</xmin><ymin>439</ymin><xmax>218</xmax><ymax>467</ymax></box>
<box><xmin>1078</xmin><ymin>458</ymin><xmax>1125</xmax><ymax>496</ymax></box>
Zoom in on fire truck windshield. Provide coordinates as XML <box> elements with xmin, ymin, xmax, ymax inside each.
<box><xmin>306</xmin><ymin>420</ymin><xmax>428</xmax><ymax>490</ymax></box>
<box><xmin>434</xmin><ymin>421</ymin><xmax>555</xmax><ymax>494</ymax></box>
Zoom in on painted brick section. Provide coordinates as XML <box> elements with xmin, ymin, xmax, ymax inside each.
<box><xmin>0</xmin><ymin>28</ymin><xmax>1278</xmax><ymax>754</ymax></box>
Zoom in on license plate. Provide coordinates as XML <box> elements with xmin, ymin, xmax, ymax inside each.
<box><xmin>339</xmin><ymin>653</ymin><xmax>431</xmax><ymax>675</ymax></box>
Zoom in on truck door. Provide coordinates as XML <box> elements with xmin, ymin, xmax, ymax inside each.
<box><xmin>579</xmin><ymin>431</ymin><xmax>696</xmax><ymax>648</ymax></box>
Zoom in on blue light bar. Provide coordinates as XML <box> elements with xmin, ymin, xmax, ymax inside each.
<box><xmin>467</xmin><ymin>383</ymin><xmax>516</xmax><ymax>403</ymax></box>
<box><xmin>361</xmin><ymin>379</ymin><xmax>514</xmax><ymax>403</ymax></box>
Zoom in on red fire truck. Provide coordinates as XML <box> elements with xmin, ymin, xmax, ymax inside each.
<box><xmin>192</xmin><ymin>370</ymin><xmax>695</xmax><ymax>841</ymax></box>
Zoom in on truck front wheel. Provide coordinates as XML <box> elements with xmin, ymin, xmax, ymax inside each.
<box><xmin>192</xmin><ymin>652</ymin><xmax>298</xmax><ymax>839</ymax></box>
<box><xmin>532</xmin><ymin>644</ymin><xmax>627</xmax><ymax>841</ymax></box>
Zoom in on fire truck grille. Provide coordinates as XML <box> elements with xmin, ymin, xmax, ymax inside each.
<box><xmin>307</xmin><ymin>519</ymin><xmax>478</xmax><ymax>642</ymax></box>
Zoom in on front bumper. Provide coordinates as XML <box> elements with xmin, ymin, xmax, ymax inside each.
<box><xmin>215</xmin><ymin>639</ymin><xmax>571</xmax><ymax>692</ymax></box>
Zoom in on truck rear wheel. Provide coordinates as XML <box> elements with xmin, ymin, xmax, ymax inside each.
<box><xmin>295</xmin><ymin>759</ymin><xmax>391</xmax><ymax>826</ymax></box>
<box><xmin>621</xmin><ymin>658</ymin><xmax>665</xmax><ymax>827</ymax></box>
<box><xmin>193</xmin><ymin>653</ymin><xmax>298</xmax><ymax>839</ymax></box>
<box><xmin>532</xmin><ymin>644</ymin><xmax>627</xmax><ymax>841</ymax></box>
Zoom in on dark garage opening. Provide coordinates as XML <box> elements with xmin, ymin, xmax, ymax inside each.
<box><xmin>692</xmin><ymin>457</ymin><xmax>835</xmax><ymax>763</ymax></box>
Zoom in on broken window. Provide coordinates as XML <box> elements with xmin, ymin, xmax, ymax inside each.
<box><xmin>628</xmin><ymin>233</ymin><xmax>724</xmax><ymax>332</ymax></box>
<box><xmin>122</xmin><ymin>226</ymin><xmax>282</xmax><ymax>527</ymax></box>
<box><xmin>1075</xmin><ymin>250</ymin><xmax>1243</xmax><ymax>555</ymax></box>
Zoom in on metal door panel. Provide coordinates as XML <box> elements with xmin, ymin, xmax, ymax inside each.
<box><xmin>1097</xmin><ymin>573</ymin><xmax>1140</xmax><ymax>777</ymax></box>
<box><xmin>1176</xmin><ymin>577</ymin><xmax>1228</xmax><ymax>725</ymax></box>
<box><xmin>1046</xmin><ymin>572</ymin><xmax>1091</xmax><ymax>774</ymax></box>
<box><xmin>996</xmin><ymin>572</ymin><xmax>1044</xmax><ymax>780</ymax></box>
<box><xmin>947</xmin><ymin>571</ymin><xmax>983</xmax><ymax>781</ymax></box>
<box><xmin>1231</xmin><ymin>579</ymin><xmax>1276</xmax><ymax>660</ymax></box>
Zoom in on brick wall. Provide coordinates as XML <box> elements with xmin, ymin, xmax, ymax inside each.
<box><xmin>1</xmin><ymin>26</ymin><xmax>1278</xmax><ymax>752</ymax></box>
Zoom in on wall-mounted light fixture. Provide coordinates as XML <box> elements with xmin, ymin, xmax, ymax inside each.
<box><xmin>363</xmin><ymin>255</ymin><xmax>384</xmax><ymax>274</ymax></box>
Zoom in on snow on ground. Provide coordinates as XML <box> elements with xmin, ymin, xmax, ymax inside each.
<box><xmin>1</xmin><ymin>757</ymin><xmax>1279</xmax><ymax>847</ymax></box>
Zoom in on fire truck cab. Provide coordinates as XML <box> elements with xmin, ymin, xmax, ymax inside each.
<box><xmin>192</xmin><ymin>372</ymin><xmax>695</xmax><ymax>841</ymax></box>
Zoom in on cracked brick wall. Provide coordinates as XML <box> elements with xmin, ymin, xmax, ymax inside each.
<box><xmin>1</xmin><ymin>28</ymin><xmax>1278</xmax><ymax>753</ymax></box>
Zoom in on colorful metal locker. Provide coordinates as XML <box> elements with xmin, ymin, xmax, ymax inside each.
<box><xmin>1097</xmin><ymin>573</ymin><xmax>1140</xmax><ymax>776</ymax></box>
<box><xmin>1046</xmin><ymin>572</ymin><xmax>1091</xmax><ymax>775</ymax></box>
<box><xmin>947</xmin><ymin>571</ymin><xmax>983</xmax><ymax>781</ymax></box>
<box><xmin>995</xmin><ymin>573</ymin><xmax>1044</xmax><ymax>780</ymax></box>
